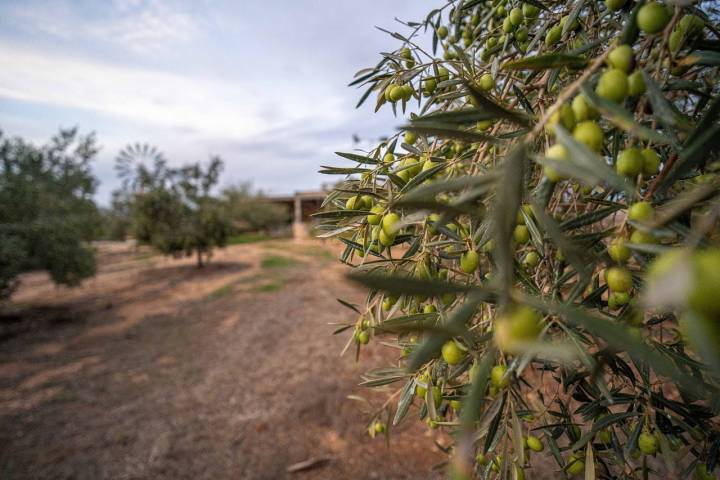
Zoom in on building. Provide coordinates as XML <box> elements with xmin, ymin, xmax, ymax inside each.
<box><xmin>269</xmin><ymin>190</ymin><xmax>328</xmax><ymax>239</ymax></box>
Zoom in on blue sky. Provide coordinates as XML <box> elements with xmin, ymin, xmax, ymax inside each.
<box><xmin>0</xmin><ymin>0</ymin><xmax>431</xmax><ymax>205</ymax></box>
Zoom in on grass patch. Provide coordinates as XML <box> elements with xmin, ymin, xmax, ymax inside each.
<box><xmin>261</xmin><ymin>255</ymin><xmax>301</xmax><ymax>269</ymax></box>
<box><xmin>208</xmin><ymin>283</ymin><xmax>235</xmax><ymax>300</ymax></box>
<box><xmin>227</xmin><ymin>232</ymin><xmax>291</xmax><ymax>245</ymax></box>
<box><xmin>251</xmin><ymin>281</ymin><xmax>284</xmax><ymax>293</ymax></box>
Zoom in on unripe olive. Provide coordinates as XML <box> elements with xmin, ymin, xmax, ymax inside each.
<box><xmin>567</xmin><ymin>453</ymin><xmax>585</xmax><ymax>475</ymax></box>
<box><xmin>630</xmin><ymin>229</ymin><xmax>658</xmax><ymax>244</ymax></box>
<box><xmin>490</xmin><ymin>364</ymin><xmax>510</xmax><ymax>387</ymax></box>
<box><xmin>357</xmin><ymin>330</ymin><xmax>370</xmax><ymax>344</ymax></box>
<box><xmin>404</xmin><ymin>131</ymin><xmax>417</xmax><ymax>145</ymax></box>
<box><xmin>571</xmin><ymin>94</ymin><xmax>598</xmax><ymax>121</ymax></box>
<box><xmin>476</xmin><ymin>119</ymin><xmax>494</xmax><ymax>132</ymax></box>
<box><xmin>438</xmin><ymin>67</ymin><xmax>450</xmax><ymax>82</ymax></box>
<box><xmin>689</xmin><ymin>249</ymin><xmax>720</xmax><ymax>317</ymax></box>
<box><xmin>509</xmin><ymin>7</ymin><xmax>523</xmax><ymax>26</ymax></box>
<box><xmin>544</xmin><ymin>144</ymin><xmax>569</xmax><ymax>182</ymax></box>
<box><xmin>522</xmin><ymin>3</ymin><xmax>539</xmax><ymax>19</ymax></box>
<box><xmin>608</xmin><ymin>237</ymin><xmax>631</xmax><ymax>263</ymax></box>
<box><xmin>423</xmin><ymin>304</ymin><xmax>437</xmax><ymax>314</ymax></box>
<box><xmin>641</xmin><ymin>148</ymin><xmax>660</xmax><ymax>175</ymax></box>
<box><xmin>460</xmin><ymin>250</ymin><xmax>480</xmax><ymax>274</ymax></box>
<box><xmin>479</xmin><ymin>73</ymin><xmax>495</xmax><ymax>91</ymax></box>
<box><xmin>400</xmin><ymin>47</ymin><xmax>412</xmax><ymax>60</ymax></box>
<box><xmin>437</xmin><ymin>25</ymin><xmax>449</xmax><ymax>39</ymax></box>
<box><xmin>442</xmin><ymin>340</ymin><xmax>467</xmax><ymax>365</ymax></box>
<box><xmin>389</xmin><ymin>85</ymin><xmax>405</xmax><ymax>102</ymax></box>
<box><xmin>607</xmin><ymin>45</ymin><xmax>635</xmax><ymax>73</ymax></box>
<box><xmin>546</xmin><ymin>104</ymin><xmax>576</xmax><ymax>136</ymax></box>
<box><xmin>628</xmin><ymin>201</ymin><xmax>654</xmax><ymax>221</ymax></box>
<box><xmin>526</xmin><ymin>435</ymin><xmax>544</xmax><ymax>452</ymax></box>
<box><xmin>609</xmin><ymin>291</ymin><xmax>630</xmax><ymax>307</ymax></box>
<box><xmin>382</xmin><ymin>212</ymin><xmax>400</xmax><ymax>236</ymax></box>
<box><xmin>374</xmin><ymin>421</ymin><xmax>386</xmax><ymax>433</ymax></box>
<box><xmin>367</xmin><ymin>205</ymin><xmax>384</xmax><ymax>225</ymax></box>
<box><xmin>431</xmin><ymin>385</ymin><xmax>442</xmax><ymax>407</ymax></box>
<box><xmin>637</xmin><ymin>2</ymin><xmax>670</xmax><ymax>34</ymax></box>
<box><xmin>523</xmin><ymin>251</ymin><xmax>540</xmax><ymax>268</ymax></box>
<box><xmin>345</xmin><ymin>196</ymin><xmax>360</xmax><ymax>210</ymax></box>
<box><xmin>496</xmin><ymin>5</ymin><xmax>507</xmax><ymax>16</ymax></box>
<box><xmin>638</xmin><ymin>432</ymin><xmax>659</xmax><ymax>455</ymax></box>
<box><xmin>560</xmin><ymin>15</ymin><xmax>579</xmax><ymax>31</ymax></box>
<box><xmin>627</xmin><ymin>70</ymin><xmax>646</xmax><ymax>96</ymax></box>
<box><xmin>515</xmin><ymin>27</ymin><xmax>529</xmax><ymax>42</ymax></box>
<box><xmin>605</xmin><ymin>0</ymin><xmax>627</xmax><ymax>11</ymax></box>
<box><xmin>486</xmin><ymin>36</ymin><xmax>498</xmax><ymax>48</ymax></box>
<box><xmin>379</xmin><ymin>229</ymin><xmax>394</xmax><ymax>247</ymax></box>
<box><xmin>596</xmin><ymin>68</ymin><xmax>629</xmax><ymax>103</ymax></box>
<box><xmin>545</xmin><ymin>25</ymin><xmax>562</xmax><ymax>46</ymax></box>
<box><xmin>573</xmin><ymin>121</ymin><xmax>605</xmax><ymax>152</ymax></box>
<box><xmin>494</xmin><ymin>306</ymin><xmax>542</xmax><ymax>353</ymax></box>
<box><xmin>616</xmin><ymin>147</ymin><xmax>644</xmax><ymax>177</ymax></box>
<box><xmin>503</xmin><ymin>16</ymin><xmax>515</xmax><ymax>33</ymax></box>
<box><xmin>607</xmin><ymin>266</ymin><xmax>633</xmax><ymax>292</ymax></box>
<box><xmin>423</xmin><ymin>77</ymin><xmax>437</xmax><ymax>94</ymax></box>
<box><xmin>514</xmin><ymin>224</ymin><xmax>530</xmax><ymax>243</ymax></box>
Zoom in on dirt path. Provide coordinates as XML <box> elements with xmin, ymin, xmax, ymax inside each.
<box><xmin>0</xmin><ymin>241</ymin><xmax>444</xmax><ymax>479</ymax></box>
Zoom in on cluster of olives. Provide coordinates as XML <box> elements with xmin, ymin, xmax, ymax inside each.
<box><xmin>329</xmin><ymin>0</ymin><xmax>720</xmax><ymax>476</ymax></box>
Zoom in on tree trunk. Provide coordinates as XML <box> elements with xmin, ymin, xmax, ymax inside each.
<box><xmin>196</xmin><ymin>249</ymin><xmax>204</xmax><ymax>268</ymax></box>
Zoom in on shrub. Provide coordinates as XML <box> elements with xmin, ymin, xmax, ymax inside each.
<box><xmin>320</xmin><ymin>1</ymin><xmax>720</xmax><ymax>478</ymax></box>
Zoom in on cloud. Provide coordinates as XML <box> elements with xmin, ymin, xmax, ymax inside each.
<box><xmin>4</xmin><ymin>0</ymin><xmax>198</xmax><ymax>54</ymax></box>
<box><xmin>0</xmin><ymin>43</ymin><xmax>347</xmax><ymax>141</ymax></box>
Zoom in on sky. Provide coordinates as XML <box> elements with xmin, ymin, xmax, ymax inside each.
<box><xmin>0</xmin><ymin>0</ymin><xmax>432</xmax><ymax>205</ymax></box>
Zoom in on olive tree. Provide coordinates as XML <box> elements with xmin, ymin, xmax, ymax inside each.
<box><xmin>0</xmin><ymin>128</ymin><xmax>100</xmax><ymax>299</ymax></box>
<box><xmin>319</xmin><ymin>1</ymin><xmax>720</xmax><ymax>478</ymax></box>
<box><xmin>116</xmin><ymin>145</ymin><xmax>231</xmax><ymax>267</ymax></box>
<box><xmin>221</xmin><ymin>183</ymin><xmax>290</xmax><ymax>233</ymax></box>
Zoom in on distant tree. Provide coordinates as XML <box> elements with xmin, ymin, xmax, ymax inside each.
<box><xmin>222</xmin><ymin>183</ymin><xmax>290</xmax><ymax>233</ymax></box>
<box><xmin>116</xmin><ymin>145</ymin><xmax>231</xmax><ymax>267</ymax></box>
<box><xmin>0</xmin><ymin>128</ymin><xmax>100</xmax><ymax>299</ymax></box>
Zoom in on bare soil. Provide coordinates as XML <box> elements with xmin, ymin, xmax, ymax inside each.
<box><xmin>0</xmin><ymin>240</ymin><xmax>445</xmax><ymax>480</ymax></box>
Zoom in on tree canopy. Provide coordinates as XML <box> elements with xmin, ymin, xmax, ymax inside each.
<box><xmin>0</xmin><ymin>128</ymin><xmax>100</xmax><ymax>299</ymax></box>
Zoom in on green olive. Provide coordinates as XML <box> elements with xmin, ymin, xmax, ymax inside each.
<box><xmin>566</xmin><ymin>453</ymin><xmax>585</xmax><ymax>475</ymax></box>
<box><xmin>460</xmin><ymin>250</ymin><xmax>480</xmax><ymax>274</ymax></box>
<box><xmin>490</xmin><ymin>364</ymin><xmax>510</xmax><ymax>387</ymax></box>
<box><xmin>596</xmin><ymin>68</ymin><xmax>629</xmax><ymax>103</ymax></box>
<box><xmin>545</xmin><ymin>25</ymin><xmax>562</xmax><ymax>46</ymax></box>
<box><xmin>571</xmin><ymin>94</ymin><xmax>598</xmax><ymax>121</ymax></box>
<box><xmin>573</xmin><ymin>121</ymin><xmax>605</xmax><ymax>152</ymax></box>
<box><xmin>526</xmin><ymin>435</ymin><xmax>544</xmax><ymax>452</ymax></box>
<box><xmin>509</xmin><ymin>7</ymin><xmax>523</xmax><ymax>26</ymax></box>
<box><xmin>616</xmin><ymin>147</ymin><xmax>644</xmax><ymax>177</ymax></box>
<box><xmin>494</xmin><ymin>306</ymin><xmax>542</xmax><ymax>353</ymax></box>
<box><xmin>442</xmin><ymin>340</ymin><xmax>467</xmax><ymax>365</ymax></box>
<box><xmin>479</xmin><ymin>73</ymin><xmax>495</xmax><ymax>91</ymax></box>
<box><xmin>514</xmin><ymin>224</ymin><xmax>530</xmax><ymax>243</ymax></box>
<box><xmin>638</xmin><ymin>432</ymin><xmax>659</xmax><ymax>455</ymax></box>
<box><xmin>641</xmin><ymin>148</ymin><xmax>660</xmax><ymax>175</ymax></box>
<box><xmin>628</xmin><ymin>201</ymin><xmax>654</xmax><ymax>221</ymax></box>
<box><xmin>608</xmin><ymin>237</ymin><xmax>631</xmax><ymax>263</ymax></box>
<box><xmin>627</xmin><ymin>70</ymin><xmax>646</xmax><ymax>96</ymax></box>
<box><xmin>637</xmin><ymin>2</ymin><xmax>670</xmax><ymax>34</ymax></box>
<box><xmin>522</xmin><ymin>3</ymin><xmax>539</xmax><ymax>18</ymax></box>
<box><xmin>607</xmin><ymin>45</ymin><xmax>635</xmax><ymax>72</ymax></box>
<box><xmin>605</xmin><ymin>0</ymin><xmax>627</xmax><ymax>11</ymax></box>
<box><xmin>607</xmin><ymin>266</ymin><xmax>633</xmax><ymax>292</ymax></box>
<box><xmin>437</xmin><ymin>25</ymin><xmax>449</xmax><ymax>39</ymax></box>
<box><xmin>546</xmin><ymin>104</ymin><xmax>576</xmax><ymax>136</ymax></box>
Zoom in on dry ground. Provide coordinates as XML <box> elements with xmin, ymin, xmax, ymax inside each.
<box><xmin>0</xmin><ymin>240</ymin><xmax>446</xmax><ymax>480</ymax></box>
